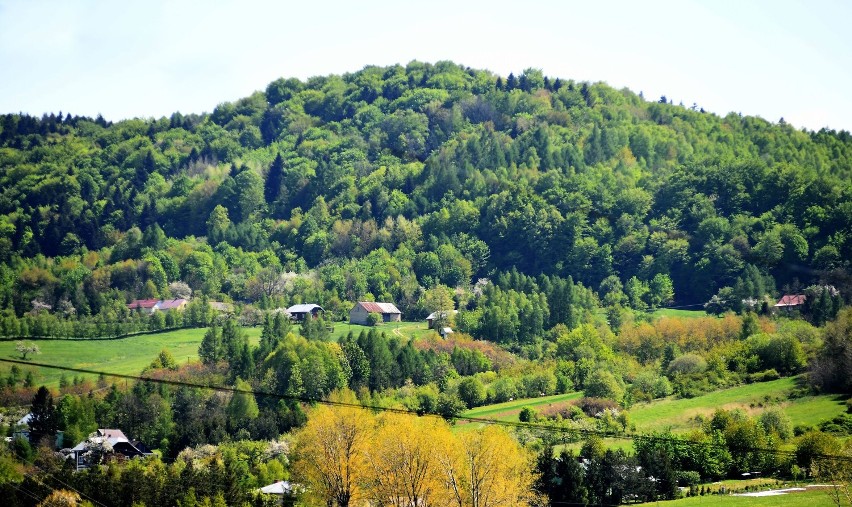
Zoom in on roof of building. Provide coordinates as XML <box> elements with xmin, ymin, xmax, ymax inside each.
<box><xmin>127</xmin><ymin>299</ymin><xmax>159</xmax><ymax>309</ymax></box>
<box><xmin>441</xmin><ymin>327</ymin><xmax>454</xmax><ymax>334</ymax></box>
<box><xmin>97</xmin><ymin>429</ymin><xmax>128</xmax><ymax>440</ymax></box>
<box><xmin>260</xmin><ymin>481</ymin><xmax>295</xmax><ymax>495</ymax></box>
<box><xmin>426</xmin><ymin>310</ymin><xmax>458</xmax><ymax>320</ymax></box>
<box><xmin>286</xmin><ymin>304</ymin><xmax>324</xmax><ymax>314</ymax></box>
<box><xmin>157</xmin><ymin>298</ymin><xmax>188</xmax><ymax>310</ymax></box>
<box><xmin>70</xmin><ymin>429</ymin><xmax>130</xmax><ymax>452</ymax></box>
<box><xmin>355</xmin><ymin>302</ymin><xmax>401</xmax><ymax>314</ymax></box>
<box><xmin>775</xmin><ymin>294</ymin><xmax>806</xmax><ymax>307</ymax></box>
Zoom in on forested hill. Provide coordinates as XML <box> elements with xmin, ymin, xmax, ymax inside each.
<box><xmin>1</xmin><ymin>61</ymin><xmax>851</xmax><ymax>319</ymax></box>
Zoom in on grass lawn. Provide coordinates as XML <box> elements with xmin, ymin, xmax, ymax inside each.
<box><xmin>326</xmin><ymin>320</ymin><xmax>437</xmax><ymax>343</ymax></box>
<box><xmin>0</xmin><ymin>326</ymin><xmax>262</xmax><ymax>388</ymax></box>
<box><xmin>628</xmin><ymin>377</ymin><xmax>847</xmax><ymax>433</ymax></box>
<box><xmin>655</xmin><ymin>487</ymin><xmax>840</xmax><ymax>507</ymax></box>
<box><xmin>460</xmin><ymin>391</ymin><xmax>584</xmax><ymax>426</ymax></box>
<box><xmin>650</xmin><ymin>308</ymin><xmax>709</xmax><ymax>319</ymax></box>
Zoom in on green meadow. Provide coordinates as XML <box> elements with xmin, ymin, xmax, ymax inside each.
<box><xmin>457</xmin><ymin>376</ymin><xmax>845</xmax><ymax>438</ymax></box>
<box><xmin>649</xmin><ymin>308</ymin><xmax>709</xmax><ymax>319</ymax></box>
<box><xmin>0</xmin><ymin>327</ymin><xmax>262</xmax><ymax>387</ymax></box>
<box><xmin>327</xmin><ymin>320</ymin><xmax>437</xmax><ymax>342</ymax></box>
<box><xmin>628</xmin><ymin>377</ymin><xmax>847</xmax><ymax>433</ymax></box>
<box><xmin>655</xmin><ymin>487</ymin><xmax>839</xmax><ymax>507</ymax></box>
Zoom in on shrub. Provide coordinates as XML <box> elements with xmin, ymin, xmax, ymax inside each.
<box><xmin>583</xmin><ymin>370</ymin><xmax>624</xmax><ymax>402</ymax></box>
<box><xmin>575</xmin><ymin>397</ymin><xmax>619</xmax><ymax>417</ymax></box>
<box><xmin>667</xmin><ymin>353</ymin><xmax>707</xmax><ymax>375</ymax></box>
<box><xmin>366</xmin><ymin>312</ymin><xmax>382</xmax><ymax>326</ymax></box>
<box><xmin>457</xmin><ymin>377</ymin><xmax>486</xmax><ymax>408</ymax></box>
<box><xmin>518</xmin><ymin>406</ymin><xmax>537</xmax><ymax>422</ymax></box>
<box><xmin>539</xmin><ymin>403</ymin><xmax>584</xmax><ymax>421</ymax></box>
<box><xmin>747</xmin><ymin>369</ymin><xmax>780</xmax><ymax>383</ymax></box>
<box><xmin>678</xmin><ymin>470</ymin><xmax>701</xmax><ymax>487</ymax></box>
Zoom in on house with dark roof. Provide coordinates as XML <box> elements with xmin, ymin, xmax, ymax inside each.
<box><xmin>349</xmin><ymin>302</ymin><xmax>402</xmax><ymax>325</ymax></box>
<box><xmin>68</xmin><ymin>429</ymin><xmax>152</xmax><ymax>471</ymax></box>
<box><xmin>285</xmin><ymin>303</ymin><xmax>324</xmax><ymax>321</ymax></box>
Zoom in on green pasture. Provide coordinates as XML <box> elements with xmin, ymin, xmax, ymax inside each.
<box><xmin>649</xmin><ymin>308</ymin><xmax>709</xmax><ymax>319</ymax></box>
<box><xmin>656</xmin><ymin>487</ymin><xmax>839</xmax><ymax>507</ymax></box>
<box><xmin>460</xmin><ymin>391</ymin><xmax>584</xmax><ymax>427</ymax></box>
<box><xmin>326</xmin><ymin>320</ymin><xmax>437</xmax><ymax>343</ymax></box>
<box><xmin>456</xmin><ymin>376</ymin><xmax>845</xmax><ymax>442</ymax></box>
<box><xmin>628</xmin><ymin>377</ymin><xmax>847</xmax><ymax>433</ymax></box>
<box><xmin>0</xmin><ymin>327</ymin><xmax>262</xmax><ymax>388</ymax></box>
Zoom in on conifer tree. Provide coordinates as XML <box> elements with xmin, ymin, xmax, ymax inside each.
<box><xmin>29</xmin><ymin>386</ymin><xmax>58</xmax><ymax>445</ymax></box>
<box><xmin>264</xmin><ymin>153</ymin><xmax>285</xmax><ymax>204</ymax></box>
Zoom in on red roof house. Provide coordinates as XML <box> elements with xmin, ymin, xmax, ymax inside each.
<box><xmin>127</xmin><ymin>299</ymin><xmax>160</xmax><ymax>314</ymax></box>
<box><xmin>349</xmin><ymin>301</ymin><xmax>402</xmax><ymax>325</ymax></box>
<box><xmin>774</xmin><ymin>294</ymin><xmax>806</xmax><ymax>308</ymax></box>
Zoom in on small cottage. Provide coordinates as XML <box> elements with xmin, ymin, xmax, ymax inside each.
<box><xmin>69</xmin><ymin>429</ymin><xmax>152</xmax><ymax>471</ymax></box>
<box><xmin>774</xmin><ymin>294</ymin><xmax>806</xmax><ymax>310</ymax></box>
<box><xmin>157</xmin><ymin>298</ymin><xmax>188</xmax><ymax>311</ymax></box>
<box><xmin>127</xmin><ymin>299</ymin><xmax>160</xmax><ymax>315</ymax></box>
<box><xmin>285</xmin><ymin>304</ymin><xmax>324</xmax><ymax>321</ymax></box>
<box><xmin>349</xmin><ymin>302</ymin><xmax>402</xmax><ymax>325</ymax></box>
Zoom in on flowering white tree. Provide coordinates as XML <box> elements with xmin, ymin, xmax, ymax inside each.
<box><xmin>15</xmin><ymin>341</ymin><xmax>40</xmax><ymax>360</ymax></box>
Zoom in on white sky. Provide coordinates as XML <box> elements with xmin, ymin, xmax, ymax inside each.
<box><xmin>1</xmin><ymin>0</ymin><xmax>850</xmax><ymax>132</ymax></box>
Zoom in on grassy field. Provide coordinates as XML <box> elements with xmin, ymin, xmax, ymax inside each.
<box><xmin>649</xmin><ymin>308</ymin><xmax>709</xmax><ymax>319</ymax></box>
<box><xmin>0</xmin><ymin>327</ymin><xmax>262</xmax><ymax>388</ymax></box>
<box><xmin>461</xmin><ymin>391</ymin><xmax>584</xmax><ymax>424</ymax></box>
<box><xmin>656</xmin><ymin>487</ymin><xmax>841</xmax><ymax>507</ymax></box>
<box><xmin>327</xmin><ymin>320</ymin><xmax>437</xmax><ymax>343</ymax></box>
<box><xmin>455</xmin><ymin>376</ymin><xmax>845</xmax><ymax>440</ymax></box>
<box><xmin>628</xmin><ymin>377</ymin><xmax>847</xmax><ymax>433</ymax></box>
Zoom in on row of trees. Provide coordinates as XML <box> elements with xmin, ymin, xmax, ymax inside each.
<box><xmin>292</xmin><ymin>394</ymin><xmax>540</xmax><ymax>507</ymax></box>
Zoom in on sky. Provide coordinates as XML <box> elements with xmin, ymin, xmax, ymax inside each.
<box><xmin>1</xmin><ymin>0</ymin><xmax>850</xmax><ymax>132</ymax></box>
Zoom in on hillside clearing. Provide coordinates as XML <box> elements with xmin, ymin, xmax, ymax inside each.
<box><xmin>0</xmin><ymin>327</ymin><xmax>262</xmax><ymax>387</ymax></box>
<box><xmin>629</xmin><ymin>377</ymin><xmax>847</xmax><ymax>433</ymax></box>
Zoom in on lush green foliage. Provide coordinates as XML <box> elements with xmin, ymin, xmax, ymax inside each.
<box><xmin>0</xmin><ymin>62</ymin><xmax>850</xmax><ymax>345</ymax></box>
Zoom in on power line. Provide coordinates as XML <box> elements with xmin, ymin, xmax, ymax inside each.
<box><xmin>28</xmin><ymin>464</ymin><xmax>108</xmax><ymax>507</ymax></box>
<box><xmin>3</xmin><ymin>357</ymin><xmax>851</xmax><ymax>464</ymax></box>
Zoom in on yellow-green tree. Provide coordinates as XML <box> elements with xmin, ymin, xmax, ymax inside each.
<box><xmin>292</xmin><ymin>392</ymin><xmax>371</xmax><ymax>507</ymax></box>
<box><xmin>438</xmin><ymin>425</ymin><xmax>541</xmax><ymax>507</ymax></box>
<box><xmin>363</xmin><ymin>412</ymin><xmax>454</xmax><ymax>507</ymax></box>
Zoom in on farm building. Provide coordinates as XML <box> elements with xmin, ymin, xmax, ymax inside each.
<box><xmin>349</xmin><ymin>301</ymin><xmax>402</xmax><ymax>325</ymax></box>
<box><xmin>157</xmin><ymin>298</ymin><xmax>188</xmax><ymax>311</ymax></box>
<box><xmin>68</xmin><ymin>429</ymin><xmax>152</xmax><ymax>471</ymax></box>
<box><xmin>127</xmin><ymin>298</ymin><xmax>188</xmax><ymax>314</ymax></box>
<box><xmin>285</xmin><ymin>303</ymin><xmax>324</xmax><ymax>321</ymax></box>
<box><xmin>774</xmin><ymin>294</ymin><xmax>806</xmax><ymax>309</ymax></box>
<box><xmin>126</xmin><ymin>299</ymin><xmax>160</xmax><ymax>315</ymax></box>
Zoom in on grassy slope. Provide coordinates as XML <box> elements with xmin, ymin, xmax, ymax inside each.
<box><xmin>650</xmin><ymin>308</ymin><xmax>709</xmax><ymax>319</ymax></box>
<box><xmin>327</xmin><ymin>320</ymin><xmax>437</xmax><ymax>343</ymax></box>
<box><xmin>0</xmin><ymin>327</ymin><xmax>262</xmax><ymax>387</ymax></box>
<box><xmin>457</xmin><ymin>376</ymin><xmax>844</xmax><ymax>438</ymax></box>
<box><xmin>657</xmin><ymin>488</ymin><xmax>839</xmax><ymax>507</ymax></box>
<box><xmin>629</xmin><ymin>377</ymin><xmax>847</xmax><ymax>433</ymax></box>
<box><xmin>462</xmin><ymin>392</ymin><xmax>585</xmax><ymax>422</ymax></box>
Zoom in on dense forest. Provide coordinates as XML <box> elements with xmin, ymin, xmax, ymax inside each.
<box><xmin>1</xmin><ymin>61</ymin><xmax>850</xmax><ymax>326</ymax></box>
<box><xmin>1</xmin><ymin>61</ymin><xmax>852</xmax><ymax>506</ymax></box>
